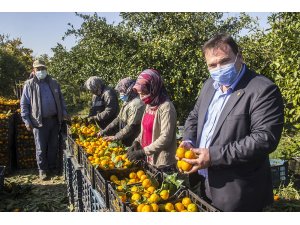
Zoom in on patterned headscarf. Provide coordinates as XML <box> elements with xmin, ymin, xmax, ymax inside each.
<box><xmin>84</xmin><ymin>76</ymin><xmax>105</xmax><ymax>96</ymax></box>
<box><xmin>133</xmin><ymin>69</ymin><xmax>168</xmax><ymax>106</ymax></box>
<box><xmin>115</xmin><ymin>77</ymin><xmax>137</xmax><ymax>101</ymax></box>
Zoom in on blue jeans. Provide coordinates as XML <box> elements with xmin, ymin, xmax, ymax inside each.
<box><xmin>33</xmin><ymin>117</ymin><xmax>59</xmax><ymax>171</ymax></box>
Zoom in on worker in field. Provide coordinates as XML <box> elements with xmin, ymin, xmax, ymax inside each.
<box><xmin>126</xmin><ymin>69</ymin><xmax>177</xmax><ymax>171</ymax></box>
<box><xmin>20</xmin><ymin>59</ymin><xmax>69</xmax><ymax>181</ymax></box>
<box><xmin>84</xmin><ymin>76</ymin><xmax>119</xmax><ymax>129</ymax></box>
<box><xmin>97</xmin><ymin>77</ymin><xmax>145</xmax><ymax>146</ymax></box>
<box><xmin>179</xmin><ymin>33</ymin><xmax>284</xmax><ymax>211</ymax></box>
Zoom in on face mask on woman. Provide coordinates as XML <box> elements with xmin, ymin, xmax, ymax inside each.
<box><xmin>119</xmin><ymin>94</ymin><xmax>129</xmax><ymax>102</ymax></box>
<box><xmin>140</xmin><ymin>94</ymin><xmax>153</xmax><ymax>104</ymax></box>
<box><xmin>36</xmin><ymin>70</ymin><xmax>47</xmax><ymax>80</ymax></box>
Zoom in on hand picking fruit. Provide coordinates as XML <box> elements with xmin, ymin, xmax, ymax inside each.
<box><xmin>176</xmin><ymin>142</ymin><xmax>211</xmax><ymax>174</ymax></box>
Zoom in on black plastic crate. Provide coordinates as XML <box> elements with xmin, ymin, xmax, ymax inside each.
<box><xmin>63</xmin><ymin>150</ymin><xmax>73</xmax><ymax>182</ymax></box>
<box><xmin>94</xmin><ymin>169</ymin><xmax>109</xmax><ymax>208</ymax></box>
<box><xmin>91</xmin><ymin>188</ymin><xmax>106</xmax><ymax>212</ymax></box>
<box><xmin>145</xmin><ymin>163</ymin><xmax>164</xmax><ymax>184</ymax></box>
<box><xmin>107</xmin><ymin>182</ymin><xmax>126</xmax><ymax>212</ymax></box>
<box><xmin>82</xmin><ymin>172</ymin><xmax>93</xmax><ymax>212</ymax></box>
<box><xmin>0</xmin><ymin>115</ymin><xmax>14</xmax><ymax>174</ymax></box>
<box><xmin>107</xmin><ymin>164</ymin><xmax>162</xmax><ymax>212</ymax></box>
<box><xmin>158</xmin><ymin>189</ymin><xmax>219</xmax><ymax>212</ymax></box>
<box><xmin>67</xmin><ymin>135</ymin><xmax>81</xmax><ymax>164</ymax></box>
<box><xmin>0</xmin><ymin>166</ymin><xmax>5</xmax><ymax>191</ymax></box>
<box><xmin>64</xmin><ymin>153</ymin><xmax>74</xmax><ymax>206</ymax></box>
<box><xmin>80</xmin><ymin>149</ymin><xmax>94</xmax><ymax>187</ymax></box>
<box><xmin>70</xmin><ymin>157</ymin><xmax>84</xmax><ymax>212</ymax></box>
<box><xmin>270</xmin><ymin>159</ymin><xmax>289</xmax><ymax>188</ymax></box>
<box><xmin>289</xmin><ymin>157</ymin><xmax>300</xmax><ymax>175</ymax></box>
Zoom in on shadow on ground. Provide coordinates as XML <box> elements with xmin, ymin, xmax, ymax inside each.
<box><xmin>0</xmin><ymin>169</ymin><xmax>69</xmax><ymax>212</ymax></box>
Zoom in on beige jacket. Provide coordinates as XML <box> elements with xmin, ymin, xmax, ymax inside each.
<box><xmin>102</xmin><ymin>97</ymin><xmax>145</xmax><ymax>146</ymax></box>
<box><xmin>135</xmin><ymin>100</ymin><xmax>177</xmax><ymax>167</ymax></box>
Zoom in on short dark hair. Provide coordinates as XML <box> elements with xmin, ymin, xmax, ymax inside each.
<box><xmin>202</xmin><ymin>33</ymin><xmax>240</xmax><ymax>55</ymax></box>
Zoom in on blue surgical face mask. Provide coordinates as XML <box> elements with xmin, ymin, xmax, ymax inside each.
<box><xmin>209</xmin><ymin>54</ymin><xmax>241</xmax><ymax>86</ymax></box>
<box><xmin>36</xmin><ymin>70</ymin><xmax>47</xmax><ymax>80</ymax></box>
<box><xmin>119</xmin><ymin>94</ymin><xmax>128</xmax><ymax>102</ymax></box>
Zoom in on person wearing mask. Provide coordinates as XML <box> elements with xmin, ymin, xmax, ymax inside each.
<box><xmin>97</xmin><ymin>77</ymin><xmax>145</xmax><ymax>146</ymax></box>
<box><xmin>180</xmin><ymin>33</ymin><xmax>284</xmax><ymax>211</ymax></box>
<box><xmin>20</xmin><ymin>59</ymin><xmax>69</xmax><ymax>180</ymax></box>
<box><xmin>84</xmin><ymin>76</ymin><xmax>119</xmax><ymax>130</ymax></box>
<box><xmin>126</xmin><ymin>69</ymin><xmax>177</xmax><ymax>170</ymax></box>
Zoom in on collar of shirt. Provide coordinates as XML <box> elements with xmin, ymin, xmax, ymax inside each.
<box><xmin>213</xmin><ymin>64</ymin><xmax>246</xmax><ymax>94</ymax></box>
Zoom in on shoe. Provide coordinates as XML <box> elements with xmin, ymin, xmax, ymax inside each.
<box><xmin>39</xmin><ymin>170</ymin><xmax>48</xmax><ymax>181</ymax></box>
<box><xmin>49</xmin><ymin>168</ymin><xmax>61</xmax><ymax>176</ymax></box>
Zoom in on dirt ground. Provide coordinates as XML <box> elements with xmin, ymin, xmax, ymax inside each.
<box><xmin>0</xmin><ymin>169</ymin><xmax>69</xmax><ymax>212</ymax></box>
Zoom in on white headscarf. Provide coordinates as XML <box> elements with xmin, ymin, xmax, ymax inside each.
<box><xmin>84</xmin><ymin>76</ymin><xmax>104</xmax><ymax>96</ymax></box>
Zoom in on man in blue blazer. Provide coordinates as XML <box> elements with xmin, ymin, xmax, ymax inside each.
<box><xmin>181</xmin><ymin>33</ymin><xmax>284</xmax><ymax>211</ymax></box>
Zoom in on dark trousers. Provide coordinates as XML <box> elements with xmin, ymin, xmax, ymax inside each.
<box><xmin>33</xmin><ymin>117</ymin><xmax>59</xmax><ymax>172</ymax></box>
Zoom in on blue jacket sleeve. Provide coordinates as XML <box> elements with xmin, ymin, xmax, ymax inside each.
<box><xmin>20</xmin><ymin>83</ymin><xmax>33</xmax><ymax>126</ymax></box>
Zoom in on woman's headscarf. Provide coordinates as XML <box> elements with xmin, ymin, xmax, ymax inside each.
<box><xmin>133</xmin><ymin>69</ymin><xmax>168</xmax><ymax>106</ymax></box>
<box><xmin>115</xmin><ymin>77</ymin><xmax>137</xmax><ymax>101</ymax></box>
<box><xmin>84</xmin><ymin>76</ymin><xmax>105</xmax><ymax>96</ymax></box>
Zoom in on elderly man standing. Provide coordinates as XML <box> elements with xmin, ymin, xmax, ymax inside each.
<box><xmin>20</xmin><ymin>59</ymin><xmax>68</xmax><ymax>180</ymax></box>
<box><xmin>180</xmin><ymin>33</ymin><xmax>284</xmax><ymax>211</ymax></box>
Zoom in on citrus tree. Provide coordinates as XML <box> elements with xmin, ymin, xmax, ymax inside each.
<box><xmin>0</xmin><ymin>35</ymin><xmax>33</xmax><ymax>97</ymax></box>
<box><xmin>49</xmin><ymin>12</ymin><xmax>258</xmax><ymax>122</ymax></box>
<box><xmin>239</xmin><ymin>13</ymin><xmax>300</xmax><ymax>130</ymax></box>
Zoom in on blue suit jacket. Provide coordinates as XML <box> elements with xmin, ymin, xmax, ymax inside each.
<box><xmin>183</xmin><ymin>66</ymin><xmax>284</xmax><ymax>211</ymax></box>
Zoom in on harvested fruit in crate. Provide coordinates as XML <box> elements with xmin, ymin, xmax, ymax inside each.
<box><xmin>109</xmin><ymin>169</ymin><xmax>150</xmax><ymax>189</ymax></box>
<box><xmin>0</xmin><ymin>97</ymin><xmax>20</xmax><ymax>112</ymax></box>
<box><xmin>76</xmin><ymin>138</ymin><xmax>132</xmax><ymax>170</ymax></box>
<box><xmin>127</xmin><ymin>173</ymin><xmax>184</xmax><ymax>212</ymax></box>
<box><xmin>15</xmin><ymin>114</ymin><xmax>36</xmax><ymax>169</ymax></box>
<box><xmin>158</xmin><ymin>197</ymin><xmax>198</xmax><ymax>212</ymax></box>
<box><xmin>0</xmin><ymin>112</ymin><xmax>14</xmax><ymax>171</ymax></box>
<box><xmin>69</xmin><ymin>116</ymin><xmax>100</xmax><ymax>138</ymax></box>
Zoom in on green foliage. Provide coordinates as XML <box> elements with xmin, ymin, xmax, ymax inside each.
<box><xmin>0</xmin><ymin>35</ymin><xmax>33</xmax><ymax>97</ymax></box>
<box><xmin>240</xmin><ymin>13</ymin><xmax>300</xmax><ymax>129</ymax></box>
<box><xmin>270</xmin><ymin>131</ymin><xmax>300</xmax><ymax>160</ymax></box>
<box><xmin>274</xmin><ymin>181</ymin><xmax>300</xmax><ymax>201</ymax></box>
<box><xmin>49</xmin><ymin>12</ymin><xmax>258</xmax><ymax>122</ymax></box>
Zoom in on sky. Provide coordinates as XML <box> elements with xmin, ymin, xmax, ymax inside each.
<box><xmin>0</xmin><ymin>12</ymin><xmax>121</xmax><ymax>58</ymax></box>
<box><xmin>0</xmin><ymin>12</ymin><xmax>270</xmax><ymax>58</ymax></box>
